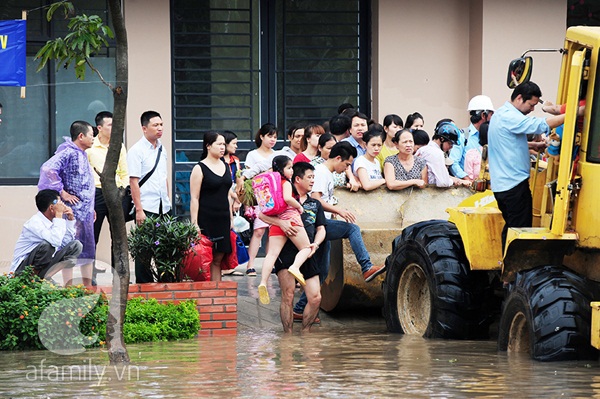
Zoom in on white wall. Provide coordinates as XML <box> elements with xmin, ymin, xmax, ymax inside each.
<box><xmin>481</xmin><ymin>0</ymin><xmax>566</xmax><ymax>119</ymax></box>
<box><xmin>373</xmin><ymin>0</ymin><xmax>471</xmax><ymax>128</ymax></box>
<box><xmin>373</xmin><ymin>0</ymin><xmax>566</xmax><ymax>128</ymax></box>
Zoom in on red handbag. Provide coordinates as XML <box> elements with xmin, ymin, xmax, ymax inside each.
<box><xmin>181</xmin><ymin>231</ymin><xmax>239</xmax><ymax>280</ymax></box>
<box><xmin>220</xmin><ymin>230</ymin><xmax>239</xmax><ymax>271</ymax></box>
<box><xmin>181</xmin><ymin>235</ymin><xmax>213</xmax><ymax>281</ymax></box>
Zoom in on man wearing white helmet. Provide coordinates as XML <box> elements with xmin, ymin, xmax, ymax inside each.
<box><xmin>449</xmin><ymin>95</ymin><xmax>495</xmax><ymax>180</ymax></box>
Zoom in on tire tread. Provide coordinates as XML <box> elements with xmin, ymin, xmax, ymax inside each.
<box><xmin>499</xmin><ymin>266</ymin><xmax>599</xmax><ymax>361</ymax></box>
<box><xmin>383</xmin><ymin>220</ymin><xmax>493</xmax><ymax>339</ymax></box>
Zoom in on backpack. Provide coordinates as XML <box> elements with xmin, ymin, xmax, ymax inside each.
<box><xmin>252</xmin><ymin>171</ymin><xmax>287</xmax><ymax>216</ymax></box>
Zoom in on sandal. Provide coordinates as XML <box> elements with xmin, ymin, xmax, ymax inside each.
<box><xmin>222</xmin><ymin>270</ymin><xmax>244</xmax><ymax>276</ymax></box>
<box><xmin>288</xmin><ymin>268</ymin><xmax>306</xmax><ymax>287</ymax></box>
<box><xmin>258</xmin><ymin>284</ymin><xmax>270</xmax><ymax>304</ymax></box>
<box><xmin>246</xmin><ymin>268</ymin><xmax>257</xmax><ymax>277</ymax></box>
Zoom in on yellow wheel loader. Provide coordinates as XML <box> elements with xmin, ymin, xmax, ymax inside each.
<box><xmin>382</xmin><ymin>26</ymin><xmax>600</xmax><ymax>361</ymax></box>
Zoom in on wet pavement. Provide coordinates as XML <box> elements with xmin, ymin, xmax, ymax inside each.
<box><xmin>227</xmin><ymin>262</ymin><xmax>386</xmax><ymax>332</ymax></box>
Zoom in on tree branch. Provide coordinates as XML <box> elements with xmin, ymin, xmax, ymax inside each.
<box><xmin>85</xmin><ymin>58</ymin><xmax>113</xmax><ymax>90</ymax></box>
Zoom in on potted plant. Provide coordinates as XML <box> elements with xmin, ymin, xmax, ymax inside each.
<box><xmin>128</xmin><ymin>215</ymin><xmax>198</xmax><ymax>282</ymax></box>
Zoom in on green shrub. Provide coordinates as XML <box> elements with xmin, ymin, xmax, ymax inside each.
<box><xmin>128</xmin><ymin>214</ymin><xmax>198</xmax><ymax>282</ymax></box>
<box><xmin>0</xmin><ymin>268</ymin><xmax>108</xmax><ymax>351</ymax></box>
<box><xmin>0</xmin><ymin>269</ymin><xmax>200</xmax><ymax>351</ymax></box>
<box><xmin>123</xmin><ymin>297</ymin><xmax>200</xmax><ymax>343</ymax></box>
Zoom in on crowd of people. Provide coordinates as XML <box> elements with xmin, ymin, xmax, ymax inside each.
<box><xmin>225</xmin><ymin>101</ymin><xmax>500</xmax><ymax>331</ymax></box>
<box><xmin>9</xmin><ymin>80</ymin><xmax>566</xmax><ymax>333</ymax></box>
<box><xmin>10</xmin><ymin>110</ymin><xmax>171</xmax><ymax>287</ymax></box>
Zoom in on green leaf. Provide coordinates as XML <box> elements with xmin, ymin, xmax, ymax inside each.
<box><xmin>101</xmin><ymin>26</ymin><xmax>114</xmax><ymax>39</ymax></box>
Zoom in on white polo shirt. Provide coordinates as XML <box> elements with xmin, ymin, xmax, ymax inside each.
<box><xmin>127</xmin><ymin>137</ymin><xmax>172</xmax><ymax>214</ymax></box>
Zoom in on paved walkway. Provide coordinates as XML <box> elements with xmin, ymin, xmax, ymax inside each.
<box><xmin>224</xmin><ymin>262</ymin><xmax>387</xmax><ymax>332</ymax></box>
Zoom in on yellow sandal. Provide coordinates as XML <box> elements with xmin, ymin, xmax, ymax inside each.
<box><xmin>258</xmin><ymin>284</ymin><xmax>270</xmax><ymax>304</ymax></box>
<box><xmin>288</xmin><ymin>268</ymin><xmax>306</xmax><ymax>287</ymax></box>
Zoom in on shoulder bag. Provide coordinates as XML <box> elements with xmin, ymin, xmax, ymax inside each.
<box><xmin>123</xmin><ymin>145</ymin><xmax>163</xmax><ymax>221</ymax></box>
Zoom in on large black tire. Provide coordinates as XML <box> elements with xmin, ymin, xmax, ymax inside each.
<box><xmin>382</xmin><ymin>220</ymin><xmax>492</xmax><ymax>339</ymax></box>
<box><xmin>498</xmin><ymin>266</ymin><xmax>599</xmax><ymax>362</ymax></box>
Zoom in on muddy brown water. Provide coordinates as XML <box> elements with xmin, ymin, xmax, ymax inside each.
<box><xmin>2</xmin><ymin>327</ymin><xmax>600</xmax><ymax>398</ymax></box>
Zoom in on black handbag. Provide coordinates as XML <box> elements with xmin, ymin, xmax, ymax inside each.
<box><xmin>122</xmin><ymin>186</ymin><xmax>135</xmax><ymax>222</ymax></box>
<box><xmin>123</xmin><ymin>146</ymin><xmax>162</xmax><ymax>222</ymax></box>
<box><xmin>237</xmin><ymin>204</ymin><xmax>254</xmax><ymax>245</ymax></box>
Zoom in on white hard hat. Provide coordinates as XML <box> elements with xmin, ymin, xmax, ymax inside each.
<box><xmin>468</xmin><ymin>95</ymin><xmax>495</xmax><ymax>112</ymax></box>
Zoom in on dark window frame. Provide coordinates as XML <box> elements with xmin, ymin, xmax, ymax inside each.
<box><xmin>0</xmin><ymin>0</ymin><xmax>113</xmax><ymax>186</ymax></box>
<box><xmin>170</xmin><ymin>0</ymin><xmax>371</xmax><ymax>217</ymax></box>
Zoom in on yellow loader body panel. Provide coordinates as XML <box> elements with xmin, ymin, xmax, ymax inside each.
<box><xmin>446</xmin><ymin>207</ymin><xmax>504</xmax><ymax>271</ymax></box>
<box><xmin>592</xmin><ymin>302</ymin><xmax>600</xmax><ymax>349</ymax></box>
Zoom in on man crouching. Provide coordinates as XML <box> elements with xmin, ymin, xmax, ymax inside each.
<box><xmin>11</xmin><ymin>189</ymin><xmax>82</xmax><ymax>283</ymax></box>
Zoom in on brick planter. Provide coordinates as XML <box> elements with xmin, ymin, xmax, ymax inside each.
<box><xmin>99</xmin><ymin>281</ymin><xmax>238</xmax><ymax>337</ymax></box>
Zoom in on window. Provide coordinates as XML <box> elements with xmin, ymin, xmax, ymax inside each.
<box><xmin>275</xmin><ymin>0</ymin><xmax>370</xmax><ymax>129</ymax></box>
<box><xmin>0</xmin><ymin>1</ymin><xmax>114</xmax><ymax>184</ymax></box>
<box><xmin>171</xmin><ymin>0</ymin><xmax>369</xmax><ymax>216</ymax></box>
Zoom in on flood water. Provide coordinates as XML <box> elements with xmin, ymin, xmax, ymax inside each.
<box><xmin>2</xmin><ymin>325</ymin><xmax>600</xmax><ymax>398</ymax></box>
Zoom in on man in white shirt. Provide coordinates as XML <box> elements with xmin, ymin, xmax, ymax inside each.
<box><xmin>11</xmin><ymin>189</ymin><xmax>82</xmax><ymax>282</ymax></box>
<box><xmin>127</xmin><ymin>110</ymin><xmax>172</xmax><ymax>283</ymax></box>
<box><xmin>312</xmin><ymin>141</ymin><xmax>385</xmax><ymax>283</ymax></box>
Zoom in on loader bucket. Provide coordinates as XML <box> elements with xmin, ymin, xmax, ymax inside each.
<box><xmin>321</xmin><ymin>186</ymin><xmax>473</xmax><ymax>312</ymax></box>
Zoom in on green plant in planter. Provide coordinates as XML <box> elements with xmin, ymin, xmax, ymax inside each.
<box><xmin>123</xmin><ymin>297</ymin><xmax>200</xmax><ymax>343</ymax></box>
<box><xmin>0</xmin><ymin>268</ymin><xmax>200</xmax><ymax>350</ymax></box>
<box><xmin>128</xmin><ymin>215</ymin><xmax>198</xmax><ymax>282</ymax></box>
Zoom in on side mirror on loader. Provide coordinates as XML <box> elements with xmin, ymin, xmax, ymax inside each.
<box><xmin>507</xmin><ymin>56</ymin><xmax>533</xmax><ymax>88</ymax></box>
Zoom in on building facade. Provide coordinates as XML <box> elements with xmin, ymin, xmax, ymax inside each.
<box><xmin>0</xmin><ymin>0</ymin><xmax>566</xmax><ymax>266</ymax></box>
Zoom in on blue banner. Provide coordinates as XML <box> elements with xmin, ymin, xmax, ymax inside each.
<box><xmin>0</xmin><ymin>20</ymin><xmax>26</xmax><ymax>87</ymax></box>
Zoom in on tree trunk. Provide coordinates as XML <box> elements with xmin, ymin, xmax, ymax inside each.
<box><xmin>104</xmin><ymin>0</ymin><xmax>130</xmax><ymax>365</ymax></box>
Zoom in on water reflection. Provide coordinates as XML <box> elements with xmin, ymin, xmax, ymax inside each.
<box><xmin>2</xmin><ymin>328</ymin><xmax>600</xmax><ymax>398</ymax></box>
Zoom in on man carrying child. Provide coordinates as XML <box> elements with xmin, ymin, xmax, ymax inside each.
<box><xmin>260</xmin><ymin>162</ymin><xmax>326</xmax><ymax>332</ymax></box>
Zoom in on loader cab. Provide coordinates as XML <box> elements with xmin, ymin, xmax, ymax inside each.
<box><xmin>568</xmin><ymin>42</ymin><xmax>600</xmax><ymax>253</ymax></box>
<box><xmin>503</xmin><ymin>27</ymin><xmax>600</xmax><ymax>281</ymax></box>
